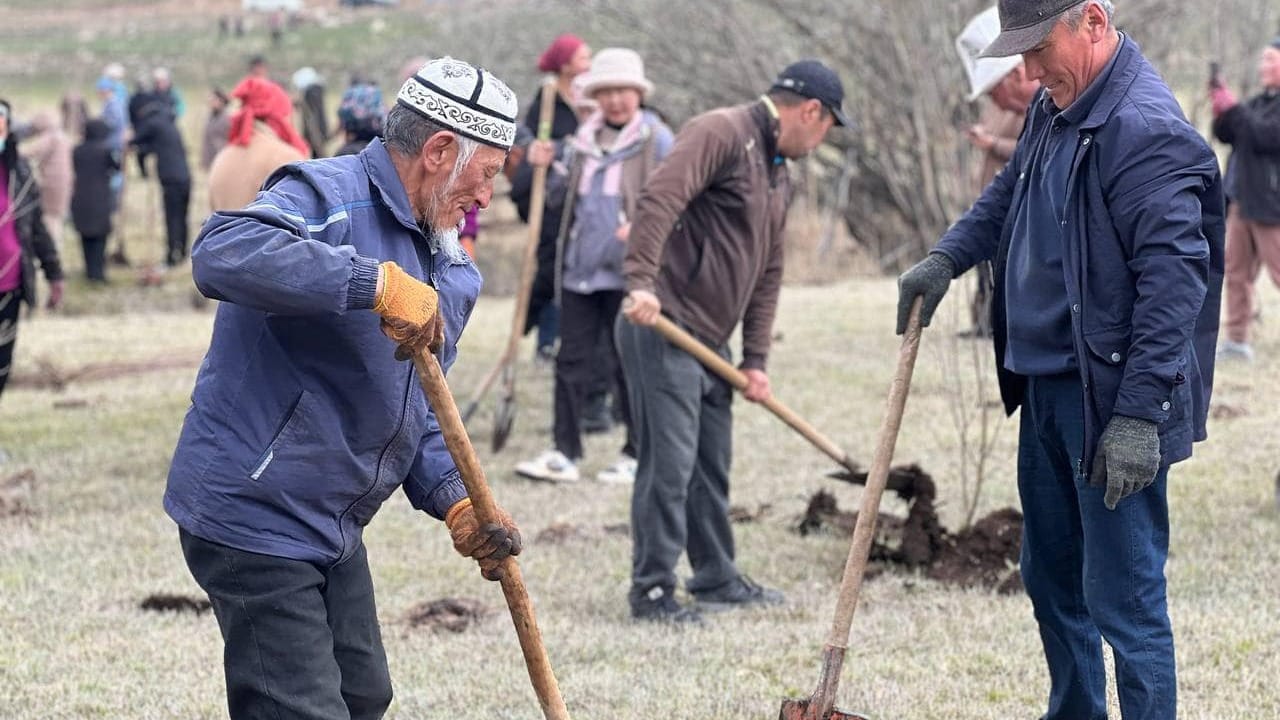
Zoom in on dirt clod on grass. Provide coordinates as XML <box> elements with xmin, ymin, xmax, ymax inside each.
<box><xmin>535</xmin><ymin>522</ymin><xmax>629</xmax><ymax>544</ymax></box>
<box><xmin>405</xmin><ymin>597</ymin><xmax>493</xmax><ymax>633</ymax></box>
<box><xmin>140</xmin><ymin>594</ymin><xmax>213</xmax><ymax>615</ymax></box>
<box><xmin>728</xmin><ymin>502</ymin><xmax>773</xmax><ymax>523</ymax></box>
<box><xmin>1210</xmin><ymin>402</ymin><xmax>1249</xmax><ymax>420</ymax></box>
<box><xmin>801</xmin><ymin>464</ymin><xmax>1023</xmax><ymax>593</ymax></box>
<box><xmin>0</xmin><ymin>470</ymin><xmax>36</xmax><ymax>518</ymax></box>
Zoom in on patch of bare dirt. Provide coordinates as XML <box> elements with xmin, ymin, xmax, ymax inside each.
<box><xmin>800</xmin><ymin>464</ymin><xmax>1022</xmax><ymax>594</ymax></box>
<box><xmin>9</xmin><ymin>354</ymin><xmax>203</xmax><ymax>391</ymax></box>
<box><xmin>405</xmin><ymin>597</ymin><xmax>493</xmax><ymax>633</ymax></box>
<box><xmin>140</xmin><ymin>593</ymin><xmax>212</xmax><ymax>615</ymax></box>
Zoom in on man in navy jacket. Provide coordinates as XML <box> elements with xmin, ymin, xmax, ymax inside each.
<box><xmin>897</xmin><ymin>2</ymin><xmax>1224</xmax><ymax>718</ymax></box>
<box><xmin>165</xmin><ymin>58</ymin><xmax>523</xmax><ymax>720</ymax></box>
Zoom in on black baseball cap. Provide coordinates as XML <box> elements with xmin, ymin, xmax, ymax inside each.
<box><xmin>770</xmin><ymin>60</ymin><xmax>850</xmax><ymax>127</ymax></box>
<box><xmin>980</xmin><ymin>0</ymin><xmax>1082</xmax><ymax>58</ymax></box>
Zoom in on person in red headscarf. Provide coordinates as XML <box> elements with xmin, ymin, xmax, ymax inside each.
<box><xmin>530</xmin><ymin>33</ymin><xmax>592</xmax><ymax>141</ymax></box>
<box><xmin>227</xmin><ymin>76</ymin><xmax>309</xmax><ymax>156</ymax></box>
<box><xmin>206</xmin><ymin>76</ymin><xmax>308</xmax><ymax>211</ymax></box>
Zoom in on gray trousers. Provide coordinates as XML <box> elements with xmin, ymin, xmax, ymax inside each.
<box><xmin>617</xmin><ymin>316</ymin><xmax>738</xmax><ymax>594</ymax></box>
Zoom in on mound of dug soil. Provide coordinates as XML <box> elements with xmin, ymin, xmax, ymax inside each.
<box><xmin>800</xmin><ymin>464</ymin><xmax>1023</xmax><ymax>594</ymax></box>
<box><xmin>140</xmin><ymin>593</ymin><xmax>212</xmax><ymax>615</ymax></box>
<box><xmin>405</xmin><ymin>597</ymin><xmax>493</xmax><ymax>633</ymax></box>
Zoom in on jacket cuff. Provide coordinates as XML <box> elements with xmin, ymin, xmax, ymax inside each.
<box><xmin>740</xmin><ymin>353</ymin><xmax>767</xmax><ymax>371</ymax></box>
<box><xmin>346</xmin><ymin>255</ymin><xmax>381</xmax><ymax>311</ymax></box>
<box><xmin>1113</xmin><ymin>375</ymin><xmax>1176</xmax><ymax>425</ymax></box>
<box><xmin>928</xmin><ymin>250</ymin><xmax>962</xmax><ymax>279</ymax></box>
<box><xmin>625</xmin><ymin>277</ymin><xmax>656</xmax><ymax>294</ymax></box>
<box><xmin>424</xmin><ymin>471</ymin><xmax>468</xmax><ymax>521</ymax></box>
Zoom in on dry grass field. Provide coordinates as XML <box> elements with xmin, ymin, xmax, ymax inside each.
<box><xmin>1</xmin><ymin>239</ymin><xmax>1277</xmax><ymax>718</ymax></box>
<box><xmin>3</xmin><ymin>2</ymin><xmax>1279</xmax><ymax>717</ymax></box>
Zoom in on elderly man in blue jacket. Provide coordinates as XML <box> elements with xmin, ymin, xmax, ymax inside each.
<box><xmin>897</xmin><ymin>2</ymin><xmax>1224</xmax><ymax>718</ymax></box>
<box><xmin>165</xmin><ymin>58</ymin><xmax>522</xmax><ymax>720</ymax></box>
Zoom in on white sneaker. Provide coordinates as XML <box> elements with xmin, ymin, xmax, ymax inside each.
<box><xmin>1217</xmin><ymin>340</ymin><xmax>1255</xmax><ymax>362</ymax></box>
<box><xmin>515</xmin><ymin>450</ymin><xmax>580</xmax><ymax>483</ymax></box>
<box><xmin>596</xmin><ymin>456</ymin><xmax>637</xmax><ymax>484</ymax></box>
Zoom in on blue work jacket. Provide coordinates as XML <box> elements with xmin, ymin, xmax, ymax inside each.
<box><xmin>164</xmin><ymin>139</ymin><xmax>481</xmax><ymax>565</ymax></box>
<box><xmin>935</xmin><ymin>35</ymin><xmax>1225</xmax><ymax>472</ymax></box>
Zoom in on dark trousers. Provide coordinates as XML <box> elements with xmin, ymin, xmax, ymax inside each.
<box><xmin>554</xmin><ymin>289</ymin><xmax>632</xmax><ymax>459</ymax></box>
<box><xmin>618</xmin><ymin>317</ymin><xmax>737</xmax><ymax>594</ymax></box>
<box><xmin>535</xmin><ymin>302</ymin><xmax>559</xmax><ymax>353</ymax></box>
<box><xmin>0</xmin><ymin>290</ymin><xmax>20</xmax><ymax>400</ymax></box>
<box><xmin>180</xmin><ymin>530</ymin><xmax>393</xmax><ymax>720</ymax></box>
<box><xmin>1018</xmin><ymin>374</ymin><xmax>1175</xmax><ymax>720</ymax></box>
<box><xmin>80</xmin><ymin>234</ymin><xmax>107</xmax><ymax>281</ymax></box>
<box><xmin>162</xmin><ymin>180</ymin><xmax>191</xmax><ymax>266</ymax></box>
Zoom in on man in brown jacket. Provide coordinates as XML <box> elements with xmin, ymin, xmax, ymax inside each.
<box><xmin>619</xmin><ymin>60</ymin><xmax>846</xmax><ymax>622</ymax></box>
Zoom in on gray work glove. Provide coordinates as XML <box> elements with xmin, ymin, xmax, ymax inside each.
<box><xmin>896</xmin><ymin>253</ymin><xmax>955</xmax><ymax>335</ymax></box>
<box><xmin>1091</xmin><ymin>415</ymin><xmax>1161</xmax><ymax>510</ymax></box>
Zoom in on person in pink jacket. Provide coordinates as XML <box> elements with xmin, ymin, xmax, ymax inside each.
<box><xmin>22</xmin><ymin>111</ymin><xmax>73</xmax><ymax>249</ymax></box>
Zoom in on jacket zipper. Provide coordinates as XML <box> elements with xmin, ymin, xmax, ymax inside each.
<box><xmin>1068</xmin><ymin>132</ymin><xmax>1095</xmax><ymax>466</ymax></box>
<box><xmin>336</xmin><ymin>364</ymin><xmax>414</xmax><ymax>560</ymax></box>
<box><xmin>335</xmin><ymin>240</ymin><xmax>438</xmax><ymax>560</ymax></box>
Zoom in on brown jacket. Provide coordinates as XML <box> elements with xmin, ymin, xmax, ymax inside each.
<box><xmin>973</xmin><ymin>103</ymin><xmax>1024</xmax><ymax>194</ymax></box>
<box><xmin>624</xmin><ymin>101</ymin><xmax>791</xmax><ymax>370</ymax></box>
<box><xmin>207</xmin><ymin>122</ymin><xmax>306</xmax><ymax>212</ymax></box>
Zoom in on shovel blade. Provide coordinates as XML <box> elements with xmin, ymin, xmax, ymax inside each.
<box><xmin>778</xmin><ymin>698</ymin><xmax>870</xmax><ymax>720</ymax></box>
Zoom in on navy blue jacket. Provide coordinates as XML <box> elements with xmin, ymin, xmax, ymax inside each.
<box><xmin>164</xmin><ymin>139</ymin><xmax>482</xmax><ymax>565</ymax></box>
<box><xmin>934</xmin><ymin>35</ymin><xmax>1225</xmax><ymax>471</ymax></box>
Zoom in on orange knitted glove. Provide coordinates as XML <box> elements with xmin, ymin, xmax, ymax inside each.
<box><xmin>374</xmin><ymin>261</ymin><xmax>444</xmax><ymax>358</ymax></box>
<box><xmin>445</xmin><ymin>498</ymin><xmax>523</xmax><ymax>581</ymax></box>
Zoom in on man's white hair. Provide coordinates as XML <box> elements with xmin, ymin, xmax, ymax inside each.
<box><xmin>1064</xmin><ymin>0</ymin><xmax>1116</xmax><ymax>29</ymax></box>
<box><xmin>385</xmin><ymin>102</ymin><xmax>482</xmax><ymax>263</ymax></box>
<box><xmin>424</xmin><ymin>145</ymin><xmax>480</xmax><ymax>265</ymax></box>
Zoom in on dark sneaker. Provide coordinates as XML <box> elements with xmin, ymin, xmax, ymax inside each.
<box><xmin>629</xmin><ymin>585</ymin><xmax>703</xmax><ymax>624</ymax></box>
<box><xmin>581</xmin><ymin>392</ymin><xmax>614</xmax><ymax>435</ymax></box>
<box><xmin>692</xmin><ymin>575</ymin><xmax>785</xmax><ymax>612</ymax></box>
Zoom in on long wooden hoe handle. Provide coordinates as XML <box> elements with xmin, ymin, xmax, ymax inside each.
<box><xmin>461</xmin><ymin>76</ymin><xmax>559</xmax><ymax>421</ymax></box>
<box><xmin>503</xmin><ymin>76</ymin><xmax>559</xmax><ymax>364</ymax></box>
<box><xmin>807</xmin><ymin>297</ymin><xmax>924</xmax><ymax>717</ymax></box>
<box><xmin>412</xmin><ymin>351</ymin><xmax>571</xmax><ymax>720</ymax></box>
<box><xmin>647</xmin><ymin>314</ymin><xmax>858</xmax><ymax>472</ymax></box>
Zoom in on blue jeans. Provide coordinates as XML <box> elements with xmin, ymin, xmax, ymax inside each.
<box><xmin>1018</xmin><ymin>374</ymin><xmax>1175</xmax><ymax>720</ymax></box>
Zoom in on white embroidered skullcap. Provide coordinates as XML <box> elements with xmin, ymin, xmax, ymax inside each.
<box><xmin>396</xmin><ymin>57</ymin><xmax>518</xmax><ymax>150</ymax></box>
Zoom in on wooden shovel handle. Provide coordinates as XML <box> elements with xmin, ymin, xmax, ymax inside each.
<box><xmin>825</xmin><ymin>297</ymin><xmax>923</xmax><ymax>648</ymax></box>
<box><xmin>503</xmin><ymin>77</ymin><xmax>560</xmax><ymax>362</ymax></box>
<box><xmin>412</xmin><ymin>351</ymin><xmax>571</xmax><ymax>720</ymax></box>
<box><xmin>459</xmin><ymin>78</ymin><xmax>559</xmax><ymax>427</ymax></box>
<box><xmin>647</xmin><ymin>314</ymin><xmax>858</xmax><ymax>472</ymax></box>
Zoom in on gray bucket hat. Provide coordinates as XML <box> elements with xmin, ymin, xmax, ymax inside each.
<box><xmin>980</xmin><ymin>0</ymin><xmax>1083</xmax><ymax>58</ymax></box>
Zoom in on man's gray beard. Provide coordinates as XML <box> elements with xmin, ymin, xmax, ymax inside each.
<box><xmin>429</xmin><ymin>225</ymin><xmax>466</xmax><ymax>265</ymax></box>
<box><xmin>420</xmin><ymin>176</ymin><xmax>469</xmax><ymax>265</ymax></box>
